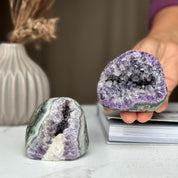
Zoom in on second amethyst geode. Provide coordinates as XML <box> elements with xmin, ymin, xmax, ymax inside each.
<box><xmin>97</xmin><ymin>50</ymin><xmax>167</xmax><ymax>111</ymax></box>
<box><xmin>25</xmin><ymin>97</ymin><xmax>89</xmax><ymax>161</ymax></box>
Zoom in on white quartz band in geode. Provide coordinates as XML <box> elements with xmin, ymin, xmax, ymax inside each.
<box><xmin>25</xmin><ymin>97</ymin><xmax>89</xmax><ymax>161</ymax></box>
<box><xmin>97</xmin><ymin>50</ymin><xmax>167</xmax><ymax>111</ymax></box>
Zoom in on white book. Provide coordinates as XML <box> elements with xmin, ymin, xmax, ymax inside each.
<box><xmin>97</xmin><ymin>103</ymin><xmax>178</xmax><ymax>144</ymax></box>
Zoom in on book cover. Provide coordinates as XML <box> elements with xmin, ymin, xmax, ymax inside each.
<box><xmin>97</xmin><ymin>103</ymin><xmax>178</xmax><ymax>144</ymax></box>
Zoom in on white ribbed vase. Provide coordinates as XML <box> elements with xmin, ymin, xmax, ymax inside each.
<box><xmin>0</xmin><ymin>43</ymin><xmax>50</xmax><ymax>125</ymax></box>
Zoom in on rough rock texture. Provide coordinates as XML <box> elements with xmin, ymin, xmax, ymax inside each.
<box><xmin>25</xmin><ymin>97</ymin><xmax>89</xmax><ymax>161</ymax></box>
<box><xmin>97</xmin><ymin>50</ymin><xmax>167</xmax><ymax>111</ymax></box>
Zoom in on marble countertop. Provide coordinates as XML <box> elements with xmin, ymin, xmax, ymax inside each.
<box><xmin>1</xmin><ymin>105</ymin><xmax>178</xmax><ymax>178</ymax></box>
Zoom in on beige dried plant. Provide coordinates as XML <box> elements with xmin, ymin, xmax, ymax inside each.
<box><xmin>8</xmin><ymin>0</ymin><xmax>59</xmax><ymax>44</ymax></box>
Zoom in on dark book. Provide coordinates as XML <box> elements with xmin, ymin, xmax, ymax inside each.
<box><xmin>97</xmin><ymin>103</ymin><xmax>178</xmax><ymax>144</ymax></box>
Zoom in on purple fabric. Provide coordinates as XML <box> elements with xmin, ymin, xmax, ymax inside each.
<box><xmin>149</xmin><ymin>0</ymin><xmax>178</xmax><ymax>28</ymax></box>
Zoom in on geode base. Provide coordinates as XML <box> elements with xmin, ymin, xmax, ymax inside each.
<box><xmin>25</xmin><ymin>97</ymin><xmax>89</xmax><ymax>161</ymax></box>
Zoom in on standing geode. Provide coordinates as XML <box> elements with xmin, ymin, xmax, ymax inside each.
<box><xmin>97</xmin><ymin>50</ymin><xmax>167</xmax><ymax>111</ymax></box>
<box><xmin>25</xmin><ymin>97</ymin><xmax>89</xmax><ymax>161</ymax></box>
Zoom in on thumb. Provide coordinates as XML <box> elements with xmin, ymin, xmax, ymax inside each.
<box><xmin>155</xmin><ymin>98</ymin><xmax>168</xmax><ymax>113</ymax></box>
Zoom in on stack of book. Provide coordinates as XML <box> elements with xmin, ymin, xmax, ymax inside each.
<box><xmin>97</xmin><ymin>103</ymin><xmax>178</xmax><ymax>144</ymax></box>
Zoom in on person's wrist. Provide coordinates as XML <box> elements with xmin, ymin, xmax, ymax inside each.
<box><xmin>148</xmin><ymin>6</ymin><xmax>178</xmax><ymax>44</ymax></box>
<box><xmin>150</xmin><ymin>6</ymin><xmax>178</xmax><ymax>32</ymax></box>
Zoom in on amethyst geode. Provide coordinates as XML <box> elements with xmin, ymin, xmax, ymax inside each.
<box><xmin>25</xmin><ymin>97</ymin><xmax>89</xmax><ymax>161</ymax></box>
<box><xmin>97</xmin><ymin>50</ymin><xmax>167</xmax><ymax>111</ymax></box>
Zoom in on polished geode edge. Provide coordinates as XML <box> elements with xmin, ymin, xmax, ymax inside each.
<box><xmin>25</xmin><ymin>97</ymin><xmax>89</xmax><ymax>161</ymax></box>
<box><xmin>25</xmin><ymin>98</ymin><xmax>54</xmax><ymax>150</ymax></box>
<box><xmin>101</xmin><ymin>95</ymin><xmax>166</xmax><ymax>112</ymax></box>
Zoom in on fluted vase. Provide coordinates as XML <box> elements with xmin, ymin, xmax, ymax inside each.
<box><xmin>0</xmin><ymin>43</ymin><xmax>50</xmax><ymax>125</ymax></box>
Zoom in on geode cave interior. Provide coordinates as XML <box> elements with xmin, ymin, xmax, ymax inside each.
<box><xmin>25</xmin><ymin>97</ymin><xmax>89</xmax><ymax>161</ymax></box>
<box><xmin>97</xmin><ymin>50</ymin><xmax>167</xmax><ymax>111</ymax></box>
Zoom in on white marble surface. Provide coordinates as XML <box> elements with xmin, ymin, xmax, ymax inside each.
<box><xmin>1</xmin><ymin>105</ymin><xmax>178</xmax><ymax>178</ymax></box>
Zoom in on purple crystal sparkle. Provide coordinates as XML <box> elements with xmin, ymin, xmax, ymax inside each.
<box><xmin>97</xmin><ymin>50</ymin><xmax>167</xmax><ymax>111</ymax></box>
<box><xmin>25</xmin><ymin>97</ymin><xmax>89</xmax><ymax>161</ymax></box>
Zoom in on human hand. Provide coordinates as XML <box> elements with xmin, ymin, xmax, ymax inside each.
<box><xmin>120</xmin><ymin>36</ymin><xmax>178</xmax><ymax>123</ymax></box>
<box><xmin>104</xmin><ymin>6</ymin><xmax>178</xmax><ymax>123</ymax></box>
<box><xmin>104</xmin><ymin>36</ymin><xmax>178</xmax><ymax>123</ymax></box>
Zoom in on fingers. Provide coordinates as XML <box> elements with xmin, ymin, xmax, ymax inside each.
<box><xmin>103</xmin><ymin>107</ymin><xmax>114</xmax><ymax>113</ymax></box>
<box><xmin>120</xmin><ymin>111</ymin><xmax>153</xmax><ymax>123</ymax></box>
<box><xmin>105</xmin><ymin>107</ymin><xmax>159</xmax><ymax>124</ymax></box>
<box><xmin>104</xmin><ymin>107</ymin><xmax>137</xmax><ymax>123</ymax></box>
<box><xmin>136</xmin><ymin>112</ymin><xmax>153</xmax><ymax>123</ymax></box>
<box><xmin>156</xmin><ymin>98</ymin><xmax>168</xmax><ymax>113</ymax></box>
<box><xmin>120</xmin><ymin>111</ymin><xmax>137</xmax><ymax>124</ymax></box>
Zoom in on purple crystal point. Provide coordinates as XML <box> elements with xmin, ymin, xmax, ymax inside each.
<box><xmin>97</xmin><ymin>50</ymin><xmax>167</xmax><ymax>111</ymax></box>
<box><xmin>25</xmin><ymin>97</ymin><xmax>89</xmax><ymax>161</ymax></box>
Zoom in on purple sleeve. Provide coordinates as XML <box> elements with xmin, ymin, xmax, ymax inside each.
<box><xmin>149</xmin><ymin>0</ymin><xmax>178</xmax><ymax>28</ymax></box>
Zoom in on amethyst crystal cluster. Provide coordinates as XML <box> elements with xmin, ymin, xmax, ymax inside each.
<box><xmin>25</xmin><ymin>97</ymin><xmax>89</xmax><ymax>161</ymax></box>
<box><xmin>97</xmin><ymin>50</ymin><xmax>167</xmax><ymax>111</ymax></box>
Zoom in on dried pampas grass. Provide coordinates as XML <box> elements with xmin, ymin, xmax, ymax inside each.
<box><xmin>8</xmin><ymin>0</ymin><xmax>59</xmax><ymax>44</ymax></box>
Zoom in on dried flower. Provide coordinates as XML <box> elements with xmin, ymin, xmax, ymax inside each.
<box><xmin>8</xmin><ymin>0</ymin><xmax>59</xmax><ymax>44</ymax></box>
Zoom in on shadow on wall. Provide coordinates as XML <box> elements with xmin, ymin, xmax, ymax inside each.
<box><xmin>0</xmin><ymin>0</ymin><xmax>178</xmax><ymax>103</ymax></box>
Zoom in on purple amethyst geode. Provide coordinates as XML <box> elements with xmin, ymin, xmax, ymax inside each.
<box><xmin>25</xmin><ymin>97</ymin><xmax>89</xmax><ymax>161</ymax></box>
<box><xmin>97</xmin><ymin>50</ymin><xmax>167</xmax><ymax>111</ymax></box>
